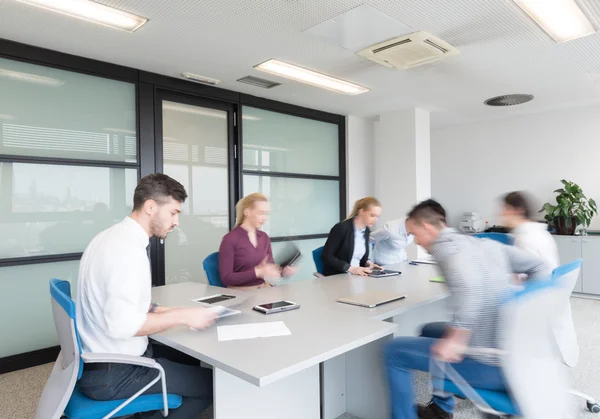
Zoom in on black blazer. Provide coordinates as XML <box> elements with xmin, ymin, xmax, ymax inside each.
<box><xmin>321</xmin><ymin>217</ymin><xmax>370</xmax><ymax>276</ymax></box>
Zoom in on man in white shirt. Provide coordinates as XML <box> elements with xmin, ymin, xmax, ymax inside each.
<box><xmin>501</xmin><ymin>190</ymin><xmax>579</xmax><ymax>367</ymax></box>
<box><xmin>77</xmin><ymin>173</ymin><xmax>216</xmax><ymax>418</ymax></box>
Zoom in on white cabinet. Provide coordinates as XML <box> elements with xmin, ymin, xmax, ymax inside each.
<box><xmin>582</xmin><ymin>238</ymin><xmax>600</xmax><ymax>295</ymax></box>
<box><xmin>554</xmin><ymin>236</ymin><xmax>583</xmax><ymax>293</ymax></box>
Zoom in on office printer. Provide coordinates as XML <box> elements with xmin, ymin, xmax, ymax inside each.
<box><xmin>459</xmin><ymin>212</ymin><xmax>486</xmax><ymax>233</ymax></box>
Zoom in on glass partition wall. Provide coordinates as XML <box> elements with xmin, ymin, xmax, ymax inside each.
<box><xmin>0</xmin><ymin>42</ymin><xmax>345</xmax><ymax>373</ymax></box>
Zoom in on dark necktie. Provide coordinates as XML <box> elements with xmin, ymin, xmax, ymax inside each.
<box><xmin>146</xmin><ymin>244</ymin><xmax>152</xmax><ymax>273</ymax></box>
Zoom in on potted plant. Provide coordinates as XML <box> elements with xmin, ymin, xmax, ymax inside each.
<box><xmin>539</xmin><ymin>179</ymin><xmax>597</xmax><ymax>235</ymax></box>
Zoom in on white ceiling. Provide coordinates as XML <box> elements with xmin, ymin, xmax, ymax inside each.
<box><xmin>1</xmin><ymin>0</ymin><xmax>600</xmax><ymax>127</ymax></box>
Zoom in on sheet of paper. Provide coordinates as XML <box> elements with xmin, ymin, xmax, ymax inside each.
<box><xmin>217</xmin><ymin>321</ymin><xmax>291</xmax><ymax>342</ymax></box>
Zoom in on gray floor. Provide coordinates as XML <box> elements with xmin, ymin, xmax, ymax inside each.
<box><xmin>2</xmin><ymin>297</ymin><xmax>599</xmax><ymax>419</ymax></box>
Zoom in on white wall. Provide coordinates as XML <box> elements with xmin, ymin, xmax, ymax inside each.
<box><xmin>346</xmin><ymin>116</ymin><xmax>375</xmax><ymax>211</ymax></box>
<box><xmin>431</xmin><ymin>105</ymin><xmax>600</xmax><ymax>229</ymax></box>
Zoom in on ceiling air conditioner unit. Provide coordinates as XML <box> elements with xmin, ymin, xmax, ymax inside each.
<box><xmin>356</xmin><ymin>31</ymin><xmax>459</xmax><ymax>69</ymax></box>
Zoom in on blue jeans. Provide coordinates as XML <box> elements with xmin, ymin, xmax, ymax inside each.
<box><xmin>79</xmin><ymin>343</ymin><xmax>212</xmax><ymax>419</ymax></box>
<box><xmin>384</xmin><ymin>337</ymin><xmax>508</xmax><ymax>419</ymax></box>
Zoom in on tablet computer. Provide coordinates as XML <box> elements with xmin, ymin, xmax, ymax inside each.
<box><xmin>192</xmin><ymin>294</ymin><xmax>236</xmax><ymax>305</ymax></box>
<box><xmin>368</xmin><ymin>269</ymin><xmax>401</xmax><ymax>278</ymax></box>
<box><xmin>275</xmin><ymin>240</ymin><xmax>302</xmax><ymax>269</ymax></box>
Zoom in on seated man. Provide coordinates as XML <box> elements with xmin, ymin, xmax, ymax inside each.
<box><xmin>384</xmin><ymin>199</ymin><xmax>550</xmax><ymax>419</ymax></box>
<box><xmin>76</xmin><ymin>173</ymin><xmax>216</xmax><ymax>419</ymax></box>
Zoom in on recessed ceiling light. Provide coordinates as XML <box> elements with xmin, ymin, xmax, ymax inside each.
<box><xmin>17</xmin><ymin>0</ymin><xmax>148</xmax><ymax>32</ymax></box>
<box><xmin>514</xmin><ymin>0</ymin><xmax>596</xmax><ymax>43</ymax></box>
<box><xmin>0</xmin><ymin>68</ymin><xmax>64</xmax><ymax>86</ymax></box>
<box><xmin>181</xmin><ymin>72</ymin><xmax>221</xmax><ymax>86</ymax></box>
<box><xmin>255</xmin><ymin>59</ymin><xmax>369</xmax><ymax>95</ymax></box>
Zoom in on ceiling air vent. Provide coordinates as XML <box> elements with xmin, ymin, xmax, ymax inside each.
<box><xmin>484</xmin><ymin>94</ymin><xmax>534</xmax><ymax>107</ymax></box>
<box><xmin>237</xmin><ymin>76</ymin><xmax>281</xmax><ymax>89</ymax></box>
<box><xmin>356</xmin><ymin>31</ymin><xmax>459</xmax><ymax>69</ymax></box>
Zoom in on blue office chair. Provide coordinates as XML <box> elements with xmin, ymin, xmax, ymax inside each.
<box><xmin>203</xmin><ymin>252</ymin><xmax>225</xmax><ymax>287</ymax></box>
<box><xmin>312</xmin><ymin>246</ymin><xmax>325</xmax><ymax>278</ymax></box>
<box><xmin>435</xmin><ymin>260</ymin><xmax>591</xmax><ymax>418</ymax></box>
<box><xmin>472</xmin><ymin>232</ymin><xmax>515</xmax><ymax>246</ymax></box>
<box><xmin>35</xmin><ymin>279</ymin><xmax>182</xmax><ymax>419</ymax></box>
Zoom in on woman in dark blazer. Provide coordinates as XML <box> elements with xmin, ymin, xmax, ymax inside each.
<box><xmin>322</xmin><ymin>197</ymin><xmax>382</xmax><ymax>276</ymax></box>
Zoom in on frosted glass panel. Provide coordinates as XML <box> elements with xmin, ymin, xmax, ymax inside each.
<box><xmin>272</xmin><ymin>238</ymin><xmax>326</xmax><ymax>283</ymax></box>
<box><xmin>0</xmin><ymin>260</ymin><xmax>79</xmax><ymax>357</ymax></box>
<box><xmin>244</xmin><ymin>175</ymin><xmax>339</xmax><ymax>237</ymax></box>
<box><xmin>0</xmin><ymin>162</ymin><xmax>137</xmax><ymax>258</ymax></box>
<box><xmin>0</xmin><ymin>57</ymin><xmax>136</xmax><ymax>162</ymax></box>
<box><xmin>242</xmin><ymin>107</ymin><xmax>339</xmax><ymax>176</ymax></box>
<box><xmin>162</xmin><ymin>101</ymin><xmax>230</xmax><ymax>285</ymax></box>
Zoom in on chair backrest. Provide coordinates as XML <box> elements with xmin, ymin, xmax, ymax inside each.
<box><xmin>35</xmin><ymin>279</ymin><xmax>83</xmax><ymax>419</ymax></box>
<box><xmin>499</xmin><ymin>261</ymin><xmax>581</xmax><ymax>419</ymax></box>
<box><xmin>312</xmin><ymin>246</ymin><xmax>324</xmax><ymax>275</ymax></box>
<box><xmin>203</xmin><ymin>252</ymin><xmax>225</xmax><ymax>287</ymax></box>
<box><xmin>472</xmin><ymin>232</ymin><xmax>515</xmax><ymax>245</ymax></box>
<box><xmin>552</xmin><ymin>258</ymin><xmax>582</xmax><ymax>293</ymax></box>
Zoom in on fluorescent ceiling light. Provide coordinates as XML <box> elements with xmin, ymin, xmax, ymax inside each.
<box><xmin>17</xmin><ymin>0</ymin><xmax>148</xmax><ymax>32</ymax></box>
<box><xmin>255</xmin><ymin>59</ymin><xmax>369</xmax><ymax>95</ymax></box>
<box><xmin>0</xmin><ymin>68</ymin><xmax>64</xmax><ymax>86</ymax></box>
<box><xmin>514</xmin><ymin>0</ymin><xmax>596</xmax><ymax>43</ymax></box>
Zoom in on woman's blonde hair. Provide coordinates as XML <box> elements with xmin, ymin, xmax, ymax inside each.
<box><xmin>346</xmin><ymin>196</ymin><xmax>381</xmax><ymax>220</ymax></box>
<box><xmin>235</xmin><ymin>193</ymin><xmax>268</xmax><ymax>226</ymax></box>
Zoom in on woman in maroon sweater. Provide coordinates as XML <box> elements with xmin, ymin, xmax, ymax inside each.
<box><xmin>218</xmin><ymin>193</ymin><xmax>295</xmax><ymax>290</ymax></box>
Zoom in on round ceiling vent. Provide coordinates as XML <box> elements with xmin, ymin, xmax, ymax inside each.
<box><xmin>484</xmin><ymin>94</ymin><xmax>534</xmax><ymax>107</ymax></box>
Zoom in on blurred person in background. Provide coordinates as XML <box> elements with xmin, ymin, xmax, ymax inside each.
<box><xmin>501</xmin><ymin>190</ymin><xmax>578</xmax><ymax>367</ymax></box>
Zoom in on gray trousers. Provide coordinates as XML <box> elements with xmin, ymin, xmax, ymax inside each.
<box><xmin>79</xmin><ymin>342</ymin><xmax>212</xmax><ymax>419</ymax></box>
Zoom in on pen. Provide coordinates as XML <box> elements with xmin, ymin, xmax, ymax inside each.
<box><xmin>409</xmin><ymin>262</ymin><xmax>418</xmax><ymax>266</ymax></box>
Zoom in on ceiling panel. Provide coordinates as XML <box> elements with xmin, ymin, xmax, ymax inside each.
<box><xmin>1</xmin><ymin>0</ymin><xmax>599</xmax><ymax>127</ymax></box>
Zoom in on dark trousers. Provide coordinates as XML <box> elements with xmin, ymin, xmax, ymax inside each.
<box><xmin>79</xmin><ymin>342</ymin><xmax>213</xmax><ymax>419</ymax></box>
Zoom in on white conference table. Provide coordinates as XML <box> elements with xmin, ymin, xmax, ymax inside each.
<box><xmin>151</xmin><ymin>262</ymin><xmax>449</xmax><ymax>419</ymax></box>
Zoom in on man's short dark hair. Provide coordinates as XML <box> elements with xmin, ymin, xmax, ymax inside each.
<box><xmin>503</xmin><ymin>191</ymin><xmax>532</xmax><ymax>219</ymax></box>
<box><xmin>133</xmin><ymin>173</ymin><xmax>188</xmax><ymax>210</ymax></box>
<box><xmin>407</xmin><ymin>199</ymin><xmax>447</xmax><ymax>226</ymax></box>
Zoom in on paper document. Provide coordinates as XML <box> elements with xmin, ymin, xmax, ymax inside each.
<box><xmin>217</xmin><ymin>321</ymin><xmax>291</xmax><ymax>342</ymax></box>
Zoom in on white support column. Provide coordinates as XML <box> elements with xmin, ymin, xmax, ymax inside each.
<box><xmin>374</xmin><ymin>108</ymin><xmax>431</xmax><ymax>259</ymax></box>
<box><xmin>346</xmin><ymin>115</ymin><xmax>375</xmax><ymax>209</ymax></box>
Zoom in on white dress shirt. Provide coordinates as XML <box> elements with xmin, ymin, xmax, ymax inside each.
<box><xmin>76</xmin><ymin>217</ymin><xmax>151</xmax><ymax>356</ymax></box>
<box><xmin>370</xmin><ymin>218</ymin><xmax>414</xmax><ymax>265</ymax></box>
<box><xmin>350</xmin><ymin>227</ymin><xmax>367</xmax><ymax>267</ymax></box>
<box><xmin>513</xmin><ymin>221</ymin><xmax>579</xmax><ymax>367</ymax></box>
